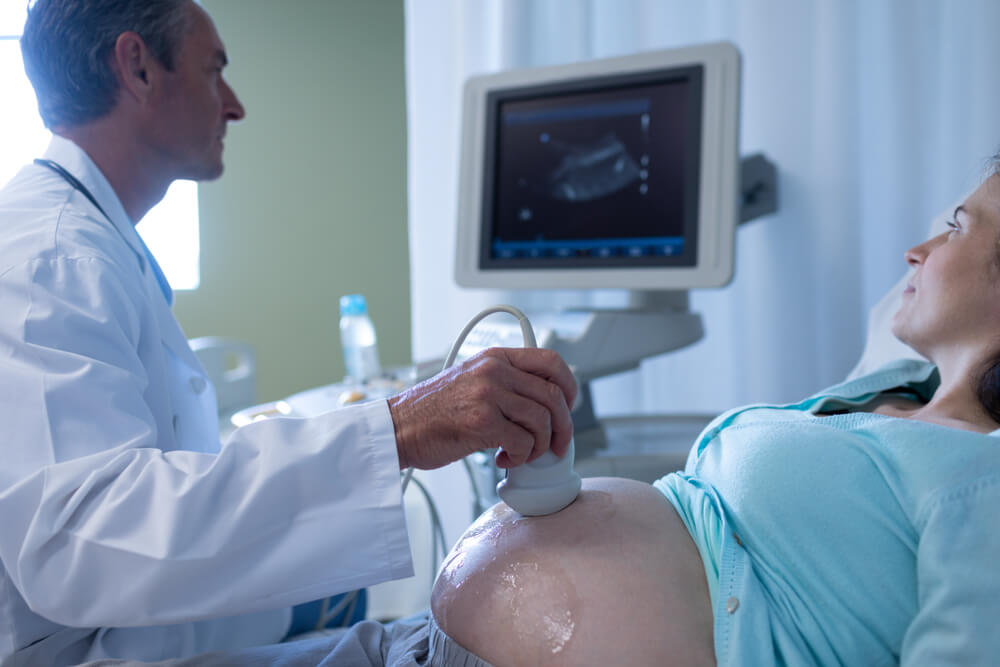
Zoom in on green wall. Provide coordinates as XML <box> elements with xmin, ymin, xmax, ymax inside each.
<box><xmin>175</xmin><ymin>0</ymin><xmax>410</xmax><ymax>402</ymax></box>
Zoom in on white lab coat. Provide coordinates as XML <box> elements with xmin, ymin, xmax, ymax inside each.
<box><xmin>0</xmin><ymin>137</ymin><xmax>413</xmax><ymax>666</ymax></box>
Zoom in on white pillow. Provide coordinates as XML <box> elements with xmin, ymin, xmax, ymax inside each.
<box><xmin>846</xmin><ymin>199</ymin><xmax>965</xmax><ymax>380</ymax></box>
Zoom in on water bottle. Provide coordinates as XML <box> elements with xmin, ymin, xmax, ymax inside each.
<box><xmin>339</xmin><ymin>294</ymin><xmax>382</xmax><ymax>383</ymax></box>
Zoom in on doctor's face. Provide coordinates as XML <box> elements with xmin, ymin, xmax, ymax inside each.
<box><xmin>892</xmin><ymin>174</ymin><xmax>1000</xmax><ymax>362</ymax></box>
<box><xmin>148</xmin><ymin>1</ymin><xmax>245</xmax><ymax>181</ymax></box>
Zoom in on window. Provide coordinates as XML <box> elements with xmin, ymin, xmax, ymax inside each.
<box><xmin>0</xmin><ymin>8</ymin><xmax>200</xmax><ymax>289</ymax></box>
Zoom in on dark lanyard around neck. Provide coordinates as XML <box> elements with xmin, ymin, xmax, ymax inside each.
<box><xmin>34</xmin><ymin>158</ymin><xmax>111</xmax><ymax>222</ymax></box>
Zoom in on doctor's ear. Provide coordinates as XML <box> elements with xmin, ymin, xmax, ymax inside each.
<box><xmin>112</xmin><ymin>31</ymin><xmax>157</xmax><ymax>102</ymax></box>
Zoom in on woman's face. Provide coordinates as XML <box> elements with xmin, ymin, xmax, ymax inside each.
<box><xmin>892</xmin><ymin>174</ymin><xmax>1000</xmax><ymax>362</ymax></box>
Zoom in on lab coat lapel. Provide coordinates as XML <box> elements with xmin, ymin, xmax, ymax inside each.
<box><xmin>43</xmin><ymin>137</ymin><xmax>205</xmax><ymax>372</ymax></box>
<box><xmin>42</xmin><ymin>137</ymin><xmax>209</xmax><ymax>376</ymax></box>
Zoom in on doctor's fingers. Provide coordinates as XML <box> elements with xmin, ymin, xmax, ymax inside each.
<box><xmin>488</xmin><ymin>391</ymin><xmax>559</xmax><ymax>468</ymax></box>
<box><xmin>468</xmin><ymin>348</ymin><xmax>575</xmax><ymax>455</ymax></box>
<box><xmin>496</xmin><ymin>365</ymin><xmax>574</xmax><ymax>459</ymax></box>
<box><xmin>489</xmin><ymin>347</ymin><xmax>578</xmax><ymax>409</ymax></box>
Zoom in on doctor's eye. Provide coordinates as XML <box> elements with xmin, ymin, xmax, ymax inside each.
<box><xmin>945</xmin><ymin>220</ymin><xmax>960</xmax><ymax>234</ymax></box>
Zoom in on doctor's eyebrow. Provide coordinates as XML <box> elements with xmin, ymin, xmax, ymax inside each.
<box><xmin>953</xmin><ymin>205</ymin><xmax>966</xmax><ymax>220</ymax></box>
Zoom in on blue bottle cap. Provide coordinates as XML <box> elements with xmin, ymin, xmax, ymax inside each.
<box><xmin>339</xmin><ymin>294</ymin><xmax>368</xmax><ymax>316</ymax></box>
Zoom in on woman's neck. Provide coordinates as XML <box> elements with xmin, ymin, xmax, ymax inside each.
<box><xmin>911</xmin><ymin>360</ymin><xmax>1000</xmax><ymax>433</ymax></box>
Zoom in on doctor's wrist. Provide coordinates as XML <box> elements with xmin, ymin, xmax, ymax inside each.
<box><xmin>387</xmin><ymin>392</ymin><xmax>414</xmax><ymax>470</ymax></box>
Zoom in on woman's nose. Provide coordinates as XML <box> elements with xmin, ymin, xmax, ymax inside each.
<box><xmin>904</xmin><ymin>246</ymin><xmax>922</xmax><ymax>267</ymax></box>
<box><xmin>904</xmin><ymin>233</ymin><xmax>945</xmax><ymax>267</ymax></box>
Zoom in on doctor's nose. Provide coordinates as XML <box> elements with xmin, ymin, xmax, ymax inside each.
<box><xmin>222</xmin><ymin>78</ymin><xmax>246</xmax><ymax>122</ymax></box>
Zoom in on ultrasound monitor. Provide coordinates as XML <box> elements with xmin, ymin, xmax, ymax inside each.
<box><xmin>454</xmin><ymin>42</ymin><xmax>741</xmax><ymax>291</ymax></box>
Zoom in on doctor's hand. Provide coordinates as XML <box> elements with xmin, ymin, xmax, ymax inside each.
<box><xmin>387</xmin><ymin>347</ymin><xmax>577</xmax><ymax>471</ymax></box>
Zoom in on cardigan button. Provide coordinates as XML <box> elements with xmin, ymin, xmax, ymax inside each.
<box><xmin>726</xmin><ymin>597</ymin><xmax>740</xmax><ymax>614</ymax></box>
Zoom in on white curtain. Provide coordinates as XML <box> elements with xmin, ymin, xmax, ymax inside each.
<box><xmin>404</xmin><ymin>0</ymin><xmax>1000</xmax><ymax>416</ymax></box>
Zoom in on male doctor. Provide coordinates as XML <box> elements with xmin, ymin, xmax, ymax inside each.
<box><xmin>0</xmin><ymin>1</ymin><xmax>576</xmax><ymax>664</ymax></box>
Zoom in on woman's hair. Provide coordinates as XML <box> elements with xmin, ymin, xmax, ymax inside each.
<box><xmin>20</xmin><ymin>0</ymin><xmax>192</xmax><ymax>129</ymax></box>
<box><xmin>976</xmin><ymin>149</ymin><xmax>1000</xmax><ymax>424</ymax></box>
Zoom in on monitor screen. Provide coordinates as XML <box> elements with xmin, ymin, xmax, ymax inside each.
<box><xmin>455</xmin><ymin>42</ymin><xmax>741</xmax><ymax>291</ymax></box>
<box><xmin>483</xmin><ymin>66</ymin><xmax>702</xmax><ymax>270</ymax></box>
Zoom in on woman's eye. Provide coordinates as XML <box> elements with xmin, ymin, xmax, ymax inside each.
<box><xmin>946</xmin><ymin>220</ymin><xmax>960</xmax><ymax>233</ymax></box>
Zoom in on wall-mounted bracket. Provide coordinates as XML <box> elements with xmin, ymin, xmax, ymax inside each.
<box><xmin>740</xmin><ymin>153</ymin><xmax>778</xmax><ymax>224</ymax></box>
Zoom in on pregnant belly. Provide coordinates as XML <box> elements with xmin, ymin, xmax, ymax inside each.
<box><xmin>430</xmin><ymin>477</ymin><xmax>715</xmax><ymax>666</ymax></box>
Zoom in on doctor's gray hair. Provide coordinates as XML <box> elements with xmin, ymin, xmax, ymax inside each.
<box><xmin>21</xmin><ymin>0</ymin><xmax>193</xmax><ymax>129</ymax></box>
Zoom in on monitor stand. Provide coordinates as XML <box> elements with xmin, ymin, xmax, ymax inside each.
<box><xmin>554</xmin><ymin>290</ymin><xmax>703</xmax><ymax>456</ymax></box>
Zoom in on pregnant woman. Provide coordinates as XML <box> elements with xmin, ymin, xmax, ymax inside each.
<box><xmin>432</xmin><ymin>162</ymin><xmax>1000</xmax><ymax>666</ymax></box>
